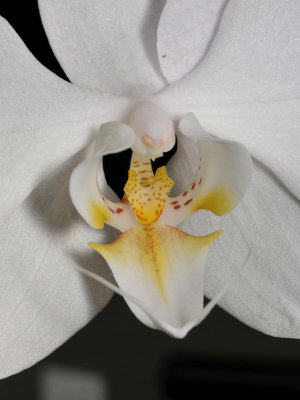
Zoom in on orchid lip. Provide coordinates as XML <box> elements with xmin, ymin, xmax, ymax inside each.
<box><xmin>142</xmin><ymin>132</ymin><xmax>170</xmax><ymax>149</ymax></box>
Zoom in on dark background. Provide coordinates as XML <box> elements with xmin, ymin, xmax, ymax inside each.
<box><xmin>1</xmin><ymin>1</ymin><xmax>300</xmax><ymax>399</ymax></box>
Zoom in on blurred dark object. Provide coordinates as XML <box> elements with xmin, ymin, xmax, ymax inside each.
<box><xmin>161</xmin><ymin>353</ymin><xmax>300</xmax><ymax>398</ymax></box>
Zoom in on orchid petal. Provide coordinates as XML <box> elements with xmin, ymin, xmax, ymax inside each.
<box><xmin>162</xmin><ymin>114</ymin><xmax>252</xmax><ymax>225</ymax></box>
<box><xmin>38</xmin><ymin>0</ymin><xmax>166</xmax><ymax>96</ymax></box>
<box><xmin>164</xmin><ymin>109</ymin><xmax>300</xmax><ymax>336</ymax></box>
<box><xmin>89</xmin><ymin>223</ymin><xmax>223</xmax><ymax>337</ymax></box>
<box><xmin>0</xmin><ymin>17</ymin><xmax>131</xmax><ymax>220</ymax></box>
<box><xmin>0</xmin><ymin>152</ymin><xmax>116</xmax><ymax>378</ymax></box>
<box><xmin>176</xmin><ymin>160</ymin><xmax>300</xmax><ymax>338</ymax></box>
<box><xmin>157</xmin><ymin>0</ymin><xmax>300</xmax><ymax>198</ymax></box>
<box><xmin>157</xmin><ymin>0</ymin><xmax>228</xmax><ymax>83</ymax></box>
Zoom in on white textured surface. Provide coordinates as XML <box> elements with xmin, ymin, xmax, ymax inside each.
<box><xmin>205</xmin><ymin>161</ymin><xmax>300</xmax><ymax>338</ymax></box>
<box><xmin>169</xmin><ymin>120</ymin><xmax>300</xmax><ymax>338</ymax></box>
<box><xmin>0</xmin><ymin>152</ymin><xmax>117</xmax><ymax>378</ymax></box>
<box><xmin>38</xmin><ymin>0</ymin><xmax>167</xmax><ymax>96</ymax></box>
<box><xmin>0</xmin><ymin>17</ymin><xmax>131</xmax><ymax>221</ymax></box>
<box><xmin>158</xmin><ymin>0</ymin><xmax>300</xmax><ymax>337</ymax></box>
<box><xmin>0</xmin><ymin>17</ymin><xmax>133</xmax><ymax>378</ymax></box>
<box><xmin>157</xmin><ymin>0</ymin><xmax>300</xmax><ymax>199</ymax></box>
<box><xmin>158</xmin><ymin>0</ymin><xmax>228</xmax><ymax>82</ymax></box>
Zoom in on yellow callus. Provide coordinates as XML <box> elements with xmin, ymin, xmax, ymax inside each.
<box><xmin>124</xmin><ymin>166</ymin><xmax>174</xmax><ymax>224</ymax></box>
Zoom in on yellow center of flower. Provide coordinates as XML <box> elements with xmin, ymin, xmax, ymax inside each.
<box><xmin>124</xmin><ymin>154</ymin><xmax>174</xmax><ymax>224</ymax></box>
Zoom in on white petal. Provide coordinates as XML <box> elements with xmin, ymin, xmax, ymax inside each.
<box><xmin>162</xmin><ymin>114</ymin><xmax>252</xmax><ymax>226</ymax></box>
<box><xmin>0</xmin><ymin>17</ymin><xmax>131</xmax><ymax>220</ymax></box>
<box><xmin>89</xmin><ymin>223</ymin><xmax>223</xmax><ymax>338</ymax></box>
<box><xmin>157</xmin><ymin>0</ymin><xmax>227</xmax><ymax>83</ymax></box>
<box><xmin>0</xmin><ymin>152</ymin><xmax>116</xmax><ymax>378</ymax></box>
<box><xmin>38</xmin><ymin>0</ymin><xmax>166</xmax><ymax>96</ymax></box>
<box><xmin>157</xmin><ymin>0</ymin><xmax>300</xmax><ymax>198</ymax></box>
<box><xmin>179</xmin><ymin>161</ymin><xmax>300</xmax><ymax>338</ymax></box>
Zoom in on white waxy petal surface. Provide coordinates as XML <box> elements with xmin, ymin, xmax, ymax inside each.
<box><xmin>157</xmin><ymin>0</ymin><xmax>300</xmax><ymax>199</ymax></box>
<box><xmin>38</xmin><ymin>0</ymin><xmax>167</xmax><ymax>96</ymax></box>
<box><xmin>0</xmin><ymin>17</ymin><xmax>132</xmax><ymax>378</ymax></box>
<box><xmin>0</xmin><ymin>17</ymin><xmax>131</xmax><ymax>221</ymax></box>
<box><xmin>173</xmin><ymin>144</ymin><xmax>300</xmax><ymax>338</ymax></box>
<box><xmin>202</xmin><ymin>162</ymin><xmax>300</xmax><ymax>338</ymax></box>
<box><xmin>157</xmin><ymin>0</ymin><xmax>228</xmax><ymax>83</ymax></box>
<box><xmin>0</xmin><ymin>153</ymin><xmax>117</xmax><ymax>378</ymax></box>
<box><xmin>166</xmin><ymin>111</ymin><xmax>300</xmax><ymax>337</ymax></box>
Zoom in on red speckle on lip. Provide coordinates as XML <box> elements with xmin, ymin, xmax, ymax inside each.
<box><xmin>199</xmin><ymin>178</ymin><xmax>202</xmax><ymax>185</ymax></box>
<box><xmin>171</xmin><ymin>200</ymin><xmax>178</xmax><ymax>205</ymax></box>
<box><xmin>116</xmin><ymin>208</ymin><xmax>124</xmax><ymax>214</ymax></box>
<box><xmin>174</xmin><ymin>205</ymin><xmax>181</xmax><ymax>210</ymax></box>
<box><xmin>109</xmin><ymin>207</ymin><xmax>115</xmax><ymax>213</ymax></box>
<box><xmin>184</xmin><ymin>199</ymin><xmax>192</xmax><ymax>206</ymax></box>
<box><xmin>182</xmin><ymin>191</ymin><xmax>188</xmax><ymax>197</ymax></box>
<box><xmin>191</xmin><ymin>182</ymin><xmax>196</xmax><ymax>190</ymax></box>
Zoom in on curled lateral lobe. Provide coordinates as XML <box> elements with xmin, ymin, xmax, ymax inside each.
<box><xmin>161</xmin><ymin>113</ymin><xmax>253</xmax><ymax>226</ymax></box>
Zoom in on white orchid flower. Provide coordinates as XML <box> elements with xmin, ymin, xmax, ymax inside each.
<box><xmin>0</xmin><ymin>0</ymin><xmax>299</xmax><ymax>379</ymax></box>
<box><xmin>70</xmin><ymin>99</ymin><xmax>252</xmax><ymax>339</ymax></box>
